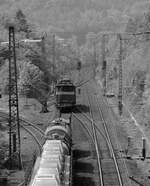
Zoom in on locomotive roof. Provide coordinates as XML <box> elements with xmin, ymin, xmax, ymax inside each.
<box><xmin>51</xmin><ymin>118</ymin><xmax>70</xmax><ymax>124</ymax></box>
<box><xmin>56</xmin><ymin>82</ymin><xmax>75</xmax><ymax>88</ymax></box>
<box><xmin>56</xmin><ymin>78</ymin><xmax>74</xmax><ymax>86</ymax></box>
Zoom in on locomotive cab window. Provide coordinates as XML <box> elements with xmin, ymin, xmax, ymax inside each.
<box><xmin>56</xmin><ymin>86</ymin><xmax>75</xmax><ymax>92</ymax></box>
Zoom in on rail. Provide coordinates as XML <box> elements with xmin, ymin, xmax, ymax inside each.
<box><xmin>86</xmin><ymin>88</ymin><xmax>104</xmax><ymax>185</ymax></box>
<box><xmin>100</xmin><ymin>94</ymin><xmax>132</xmax><ymax>186</ymax></box>
<box><xmin>0</xmin><ymin>111</ymin><xmax>44</xmax><ymax>153</ymax></box>
<box><xmin>81</xmin><ymin>84</ymin><xmax>124</xmax><ymax>186</ymax></box>
<box><xmin>75</xmin><ymin>106</ymin><xmax>112</xmax><ymax>153</ymax></box>
<box><xmin>20</xmin><ymin>124</ymin><xmax>43</xmax><ymax>153</ymax></box>
<box><xmin>95</xmin><ymin>93</ymin><xmax>123</xmax><ymax>186</ymax></box>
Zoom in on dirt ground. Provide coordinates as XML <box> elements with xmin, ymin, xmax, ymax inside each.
<box><xmin>0</xmin><ymin>95</ymin><xmax>56</xmax><ymax>186</ymax></box>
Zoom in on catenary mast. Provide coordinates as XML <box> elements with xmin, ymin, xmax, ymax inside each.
<box><xmin>8</xmin><ymin>26</ymin><xmax>22</xmax><ymax>169</ymax></box>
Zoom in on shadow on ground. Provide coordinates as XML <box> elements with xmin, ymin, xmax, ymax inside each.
<box><xmin>73</xmin><ymin>149</ymin><xmax>91</xmax><ymax>159</ymax></box>
<box><xmin>73</xmin><ymin>161</ymin><xmax>94</xmax><ymax>173</ymax></box>
<box><xmin>59</xmin><ymin>107</ymin><xmax>74</xmax><ymax>113</ymax></box>
<box><xmin>73</xmin><ymin>104</ymin><xmax>89</xmax><ymax>113</ymax></box>
<box><xmin>73</xmin><ymin>175</ymin><xmax>95</xmax><ymax>186</ymax></box>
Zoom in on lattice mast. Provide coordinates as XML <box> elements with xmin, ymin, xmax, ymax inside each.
<box><xmin>52</xmin><ymin>34</ymin><xmax>55</xmax><ymax>75</ymax></box>
<box><xmin>118</xmin><ymin>34</ymin><xmax>123</xmax><ymax>115</ymax></box>
<box><xmin>93</xmin><ymin>39</ymin><xmax>97</xmax><ymax>78</ymax></box>
<box><xmin>101</xmin><ymin>34</ymin><xmax>107</xmax><ymax>96</ymax></box>
<box><xmin>8</xmin><ymin>26</ymin><xmax>22</xmax><ymax>169</ymax></box>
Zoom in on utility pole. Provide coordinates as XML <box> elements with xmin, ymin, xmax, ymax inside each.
<box><xmin>102</xmin><ymin>60</ymin><xmax>107</xmax><ymax>96</ymax></box>
<box><xmin>52</xmin><ymin>34</ymin><xmax>55</xmax><ymax>91</ymax></box>
<box><xmin>8</xmin><ymin>26</ymin><xmax>22</xmax><ymax>169</ymax></box>
<box><xmin>101</xmin><ymin>34</ymin><xmax>107</xmax><ymax>96</ymax></box>
<box><xmin>93</xmin><ymin>39</ymin><xmax>97</xmax><ymax>78</ymax></box>
<box><xmin>52</xmin><ymin>34</ymin><xmax>55</xmax><ymax>75</ymax></box>
<box><xmin>41</xmin><ymin>36</ymin><xmax>46</xmax><ymax>64</ymax></box>
<box><xmin>118</xmin><ymin>33</ymin><xmax>123</xmax><ymax>115</ymax></box>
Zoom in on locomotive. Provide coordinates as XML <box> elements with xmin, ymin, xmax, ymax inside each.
<box><xmin>55</xmin><ymin>77</ymin><xmax>76</xmax><ymax>109</ymax></box>
<box><xmin>29</xmin><ymin>118</ymin><xmax>72</xmax><ymax>186</ymax></box>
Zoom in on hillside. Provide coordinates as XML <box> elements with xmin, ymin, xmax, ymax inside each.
<box><xmin>93</xmin><ymin>6</ymin><xmax>150</xmax><ymax>134</ymax></box>
<box><xmin>0</xmin><ymin>0</ymin><xmax>149</xmax><ymax>43</ymax></box>
<box><xmin>1</xmin><ymin>0</ymin><xmax>150</xmax><ymax>103</ymax></box>
<box><xmin>1</xmin><ymin>1</ymin><xmax>150</xmax><ymax>185</ymax></box>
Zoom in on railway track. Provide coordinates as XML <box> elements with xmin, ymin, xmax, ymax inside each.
<box><xmin>86</xmin><ymin>86</ymin><xmax>123</xmax><ymax>186</ymax></box>
<box><xmin>72</xmin><ymin>81</ymin><xmax>131</xmax><ymax>186</ymax></box>
<box><xmin>95</xmin><ymin>92</ymin><xmax>132</xmax><ymax>186</ymax></box>
<box><xmin>0</xmin><ymin>111</ymin><xmax>44</xmax><ymax>154</ymax></box>
<box><xmin>84</xmin><ymin>89</ymin><xmax>104</xmax><ymax>185</ymax></box>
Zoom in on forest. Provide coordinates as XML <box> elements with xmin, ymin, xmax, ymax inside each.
<box><xmin>0</xmin><ymin>0</ymin><xmax>150</xmax><ymax>117</ymax></box>
<box><xmin>0</xmin><ymin>0</ymin><xmax>150</xmax><ymax>181</ymax></box>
